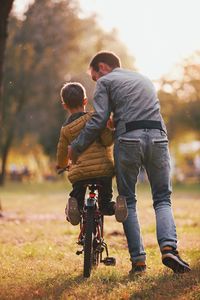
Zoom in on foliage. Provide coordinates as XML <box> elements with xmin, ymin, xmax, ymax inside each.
<box><xmin>4</xmin><ymin>0</ymin><xmax>133</xmax><ymax>153</ymax></box>
<box><xmin>1</xmin><ymin>0</ymin><xmax>135</xmax><ymax>184</ymax></box>
<box><xmin>5</xmin><ymin>0</ymin><xmax>135</xmax><ymax>154</ymax></box>
<box><xmin>158</xmin><ymin>51</ymin><xmax>200</xmax><ymax>139</ymax></box>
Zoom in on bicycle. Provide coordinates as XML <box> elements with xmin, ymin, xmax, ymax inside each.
<box><xmin>75</xmin><ymin>182</ymin><xmax>116</xmax><ymax>278</ymax></box>
<box><xmin>57</xmin><ymin>167</ymin><xmax>122</xmax><ymax>278</ymax></box>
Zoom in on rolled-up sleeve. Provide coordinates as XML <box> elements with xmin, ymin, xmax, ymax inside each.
<box><xmin>71</xmin><ymin>78</ymin><xmax>111</xmax><ymax>155</ymax></box>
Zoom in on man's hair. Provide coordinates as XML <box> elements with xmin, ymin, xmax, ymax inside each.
<box><xmin>60</xmin><ymin>82</ymin><xmax>86</xmax><ymax>108</ymax></box>
<box><xmin>89</xmin><ymin>51</ymin><xmax>121</xmax><ymax>71</ymax></box>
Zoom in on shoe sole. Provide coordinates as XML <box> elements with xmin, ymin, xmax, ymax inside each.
<box><xmin>162</xmin><ymin>254</ymin><xmax>191</xmax><ymax>273</ymax></box>
<box><xmin>115</xmin><ymin>196</ymin><xmax>128</xmax><ymax>222</ymax></box>
<box><xmin>66</xmin><ymin>197</ymin><xmax>80</xmax><ymax>226</ymax></box>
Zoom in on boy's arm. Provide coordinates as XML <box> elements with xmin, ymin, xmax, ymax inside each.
<box><xmin>56</xmin><ymin>127</ymin><xmax>70</xmax><ymax>168</ymax></box>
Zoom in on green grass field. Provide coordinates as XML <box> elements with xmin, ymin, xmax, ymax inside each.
<box><xmin>0</xmin><ymin>181</ymin><xmax>200</xmax><ymax>300</ymax></box>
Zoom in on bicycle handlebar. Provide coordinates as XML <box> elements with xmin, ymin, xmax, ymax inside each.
<box><xmin>57</xmin><ymin>166</ymin><xmax>69</xmax><ymax>174</ymax></box>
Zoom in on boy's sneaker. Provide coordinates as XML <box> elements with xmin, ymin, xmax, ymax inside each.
<box><xmin>161</xmin><ymin>246</ymin><xmax>191</xmax><ymax>273</ymax></box>
<box><xmin>129</xmin><ymin>261</ymin><xmax>146</xmax><ymax>275</ymax></box>
<box><xmin>65</xmin><ymin>197</ymin><xmax>80</xmax><ymax>226</ymax></box>
<box><xmin>115</xmin><ymin>195</ymin><xmax>128</xmax><ymax>222</ymax></box>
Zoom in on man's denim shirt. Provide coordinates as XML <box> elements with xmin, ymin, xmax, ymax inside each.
<box><xmin>71</xmin><ymin>68</ymin><xmax>166</xmax><ymax>156</ymax></box>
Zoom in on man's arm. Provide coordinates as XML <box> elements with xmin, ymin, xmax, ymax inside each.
<box><xmin>70</xmin><ymin>78</ymin><xmax>111</xmax><ymax>158</ymax></box>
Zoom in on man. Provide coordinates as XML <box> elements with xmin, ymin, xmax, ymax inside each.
<box><xmin>69</xmin><ymin>51</ymin><xmax>191</xmax><ymax>274</ymax></box>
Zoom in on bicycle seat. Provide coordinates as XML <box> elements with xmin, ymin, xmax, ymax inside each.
<box><xmin>83</xmin><ymin>181</ymin><xmax>103</xmax><ymax>190</ymax></box>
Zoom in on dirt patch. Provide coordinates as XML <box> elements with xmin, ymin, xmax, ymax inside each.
<box><xmin>108</xmin><ymin>230</ymin><xmax>124</xmax><ymax>236</ymax></box>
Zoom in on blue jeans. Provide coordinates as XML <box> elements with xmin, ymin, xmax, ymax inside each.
<box><xmin>114</xmin><ymin>129</ymin><xmax>177</xmax><ymax>263</ymax></box>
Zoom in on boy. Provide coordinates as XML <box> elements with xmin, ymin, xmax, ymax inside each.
<box><xmin>56</xmin><ymin>82</ymin><xmax>127</xmax><ymax>225</ymax></box>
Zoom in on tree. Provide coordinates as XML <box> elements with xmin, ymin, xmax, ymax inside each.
<box><xmin>0</xmin><ymin>0</ymin><xmax>136</xmax><ymax>185</ymax></box>
<box><xmin>0</xmin><ymin>0</ymin><xmax>14</xmax><ymax>119</ymax></box>
<box><xmin>158</xmin><ymin>51</ymin><xmax>200</xmax><ymax>140</ymax></box>
<box><xmin>14</xmin><ymin>0</ymin><xmax>135</xmax><ymax>154</ymax></box>
<box><xmin>1</xmin><ymin>16</ymin><xmax>35</xmax><ymax>185</ymax></box>
<box><xmin>0</xmin><ymin>0</ymin><xmax>15</xmax><ymax>185</ymax></box>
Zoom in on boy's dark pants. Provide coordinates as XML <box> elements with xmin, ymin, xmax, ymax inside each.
<box><xmin>69</xmin><ymin>176</ymin><xmax>113</xmax><ymax>210</ymax></box>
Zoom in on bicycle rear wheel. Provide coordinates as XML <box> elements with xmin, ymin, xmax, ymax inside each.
<box><xmin>84</xmin><ymin>207</ymin><xmax>94</xmax><ymax>278</ymax></box>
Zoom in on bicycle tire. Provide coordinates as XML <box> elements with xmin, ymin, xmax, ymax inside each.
<box><xmin>83</xmin><ymin>207</ymin><xmax>94</xmax><ymax>278</ymax></box>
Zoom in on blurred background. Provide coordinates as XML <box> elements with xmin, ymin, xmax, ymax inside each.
<box><xmin>0</xmin><ymin>0</ymin><xmax>200</xmax><ymax>186</ymax></box>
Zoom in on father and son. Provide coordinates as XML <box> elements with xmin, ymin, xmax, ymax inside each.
<box><xmin>56</xmin><ymin>51</ymin><xmax>191</xmax><ymax>275</ymax></box>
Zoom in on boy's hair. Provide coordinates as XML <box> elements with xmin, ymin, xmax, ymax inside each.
<box><xmin>60</xmin><ymin>82</ymin><xmax>86</xmax><ymax>108</ymax></box>
<box><xmin>89</xmin><ymin>51</ymin><xmax>121</xmax><ymax>72</ymax></box>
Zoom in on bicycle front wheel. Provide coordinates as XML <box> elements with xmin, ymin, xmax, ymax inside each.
<box><xmin>84</xmin><ymin>207</ymin><xmax>94</xmax><ymax>278</ymax></box>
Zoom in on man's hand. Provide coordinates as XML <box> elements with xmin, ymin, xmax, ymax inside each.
<box><xmin>106</xmin><ymin>117</ymin><xmax>115</xmax><ymax>131</ymax></box>
<box><xmin>68</xmin><ymin>145</ymin><xmax>78</xmax><ymax>163</ymax></box>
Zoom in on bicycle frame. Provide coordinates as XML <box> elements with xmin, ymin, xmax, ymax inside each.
<box><xmin>76</xmin><ymin>183</ymin><xmax>116</xmax><ymax>277</ymax></box>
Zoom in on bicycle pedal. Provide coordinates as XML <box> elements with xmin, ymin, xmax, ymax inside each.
<box><xmin>76</xmin><ymin>250</ymin><xmax>83</xmax><ymax>255</ymax></box>
<box><xmin>102</xmin><ymin>257</ymin><xmax>116</xmax><ymax>266</ymax></box>
<box><xmin>77</xmin><ymin>239</ymin><xmax>84</xmax><ymax>246</ymax></box>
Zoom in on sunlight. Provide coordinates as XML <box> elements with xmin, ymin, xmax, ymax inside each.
<box><xmin>13</xmin><ymin>0</ymin><xmax>200</xmax><ymax>79</ymax></box>
<box><xmin>79</xmin><ymin>0</ymin><xmax>200</xmax><ymax>79</ymax></box>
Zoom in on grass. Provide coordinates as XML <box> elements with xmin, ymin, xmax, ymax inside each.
<box><xmin>0</xmin><ymin>181</ymin><xmax>200</xmax><ymax>300</ymax></box>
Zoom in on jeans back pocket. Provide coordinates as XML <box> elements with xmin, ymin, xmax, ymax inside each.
<box><xmin>119</xmin><ymin>138</ymin><xmax>141</xmax><ymax>145</ymax></box>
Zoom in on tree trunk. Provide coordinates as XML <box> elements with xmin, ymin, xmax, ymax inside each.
<box><xmin>0</xmin><ymin>0</ymin><xmax>14</xmax><ymax>124</ymax></box>
<box><xmin>0</xmin><ymin>86</ymin><xmax>26</xmax><ymax>186</ymax></box>
<box><xmin>0</xmin><ymin>200</ymin><xmax>3</xmax><ymax>217</ymax></box>
<box><xmin>0</xmin><ymin>0</ymin><xmax>15</xmax><ymax>188</ymax></box>
<box><xmin>0</xmin><ymin>125</ymin><xmax>14</xmax><ymax>186</ymax></box>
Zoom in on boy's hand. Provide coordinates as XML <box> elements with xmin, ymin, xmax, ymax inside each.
<box><xmin>68</xmin><ymin>146</ymin><xmax>78</xmax><ymax>163</ymax></box>
<box><xmin>56</xmin><ymin>166</ymin><xmax>69</xmax><ymax>174</ymax></box>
